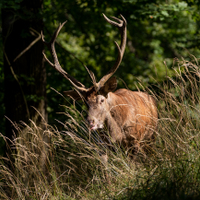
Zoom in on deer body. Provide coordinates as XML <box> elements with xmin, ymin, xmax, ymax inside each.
<box><xmin>42</xmin><ymin>14</ymin><xmax>158</xmax><ymax>156</ymax></box>
<box><xmin>87</xmin><ymin>88</ymin><xmax>157</xmax><ymax>150</ymax></box>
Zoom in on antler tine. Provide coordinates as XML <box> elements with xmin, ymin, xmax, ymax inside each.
<box><xmin>83</xmin><ymin>65</ymin><xmax>98</xmax><ymax>90</ymax></box>
<box><xmin>42</xmin><ymin>21</ymin><xmax>88</xmax><ymax>92</ymax></box>
<box><xmin>95</xmin><ymin>13</ymin><xmax>127</xmax><ymax>91</ymax></box>
<box><xmin>102</xmin><ymin>14</ymin><xmax>124</xmax><ymax>27</ymax></box>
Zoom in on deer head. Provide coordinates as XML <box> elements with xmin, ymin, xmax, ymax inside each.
<box><xmin>42</xmin><ymin>14</ymin><xmax>127</xmax><ymax>130</ymax></box>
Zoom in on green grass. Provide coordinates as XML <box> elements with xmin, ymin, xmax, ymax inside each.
<box><xmin>1</xmin><ymin>58</ymin><xmax>200</xmax><ymax>199</ymax></box>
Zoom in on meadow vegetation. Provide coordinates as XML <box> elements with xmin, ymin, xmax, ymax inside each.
<box><xmin>1</xmin><ymin>57</ymin><xmax>200</xmax><ymax>199</ymax></box>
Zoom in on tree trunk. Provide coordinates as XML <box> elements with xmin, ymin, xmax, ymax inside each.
<box><xmin>2</xmin><ymin>0</ymin><xmax>47</xmax><ymax>147</ymax></box>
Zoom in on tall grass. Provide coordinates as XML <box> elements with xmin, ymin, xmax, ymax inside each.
<box><xmin>1</xmin><ymin>58</ymin><xmax>200</xmax><ymax>199</ymax></box>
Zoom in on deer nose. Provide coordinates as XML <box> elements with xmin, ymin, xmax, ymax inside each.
<box><xmin>88</xmin><ymin>119</ymin><xmax>95</xmax><ymax>126</ymax></box>
<box><xmin>88</xmin><ymin>119</ymin><xmax>96</xmax><ymax>130</ymax></box>
<box><xmin>87</xmin><ymin>116</ymin><xmax>96</xmax><ymax>127</ymax></box>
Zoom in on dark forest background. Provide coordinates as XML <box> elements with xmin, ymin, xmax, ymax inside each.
<box><xmin>0</xmin><ymin>0</ymin><xmax>200</xmax><ymax>151</ymax></box>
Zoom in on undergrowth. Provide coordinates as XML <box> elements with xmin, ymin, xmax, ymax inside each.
<box><xmin>1</xmin><ymin>58</ymin><xmax>200</xmax><ymax>199</ymax></box>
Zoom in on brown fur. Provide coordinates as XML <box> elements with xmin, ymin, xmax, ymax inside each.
<box><xmin>108</xmin><ymin>89</ymin><xmax>157</xmax><ymax>149</ymax></box>
<box><xmin>86</xmin><ymin>78</ymin><xmax>158</xmax><ymax>154</ymax></box>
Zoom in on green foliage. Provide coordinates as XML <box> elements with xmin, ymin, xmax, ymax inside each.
<box><xmin>1</xmin><ymin>0</ymin><xmax>200</xmax><ymax>133</ymax></box>
<box><xmin>1</xmin><ymin>0</ymin><xmax>23</xmax><ymax>10</ymax></box>
<box><xmin>39</xmin><ymin>0</ymin><xmax>200</xmax><ymax>123</ymax></box>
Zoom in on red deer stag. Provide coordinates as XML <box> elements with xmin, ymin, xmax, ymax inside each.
<box><xmin>42</xmin><ymin>14</ymin><xmax>158</xmax><ymax>154</ymax></box>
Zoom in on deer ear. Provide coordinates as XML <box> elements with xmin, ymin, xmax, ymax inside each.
<box><xmin>100</xmin><ymin>76</ymin><xmax>117</xmax><ymax>97</ymax></box>
<box><xmin>63</xmin><ymin>90</ymin><xmax>83</xmax><ymax>100</ymax></box>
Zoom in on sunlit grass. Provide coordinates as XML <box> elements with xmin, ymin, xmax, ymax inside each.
<box><xmin>1</xmin><ymin>58</ymin><xmax>200</xmax><ymax>199</ymax></box>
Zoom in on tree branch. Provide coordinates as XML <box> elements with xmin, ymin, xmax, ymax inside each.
<box><xmin>13</xmin><ymin>28</ymin><xmax>41</xmax><ymax>62</ymax></box>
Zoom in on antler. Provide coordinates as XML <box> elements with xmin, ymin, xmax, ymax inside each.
<box><xmin>41</xmin><ymin>21</ymin><xmax>88</xmax><ymax>92</ymax></box>
<box><xmin>42</xmin><ymin>14</ymin><xmax>127</xmax><ymax>95</ymax></box>
<box><xmin>95</xmin><ymin>13</ymin><xmax>127</xmax><ymax>91</ymax></box>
